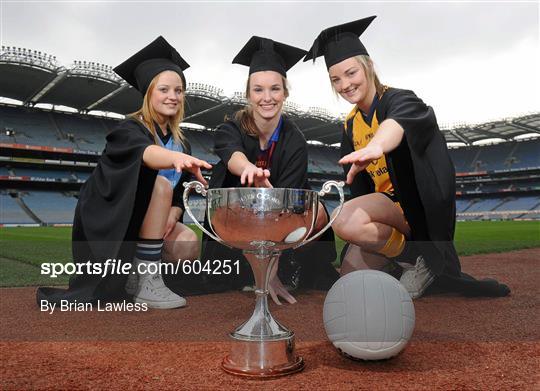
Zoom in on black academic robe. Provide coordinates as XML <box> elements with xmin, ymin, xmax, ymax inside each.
<box><xmin>342</xmin><ymin>87</ymin><xmax>509</xmax><ymax>297</ymax></box>
<box><xmin>196</xmin><ymin>117</ymin><xmax>338</xmax><ymax>293</ymax></box>
<box><xmin>36</xmin><ymin>118</ymin><xmax>192</xmax><ymax>304</ymax></box>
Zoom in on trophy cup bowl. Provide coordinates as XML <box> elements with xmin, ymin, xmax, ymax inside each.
<box><xmin>183</xmin><ymin>181</ymin><xmax>344</xmax><ymax>378</ymax></box>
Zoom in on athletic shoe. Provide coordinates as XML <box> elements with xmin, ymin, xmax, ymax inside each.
<box><xmin>399</xmin><ymin>255</ymin><xmax>435</xmax><ymax>299</ymax></box>
<box><xmin>133</xmin><ymin>273</ymin><xmax>187</xmax><ymax>309</ymax></box>
<box><xmin>124</xmin><ymin>270</ymin><xmax>138</xmax><ymax>296</ymax></box>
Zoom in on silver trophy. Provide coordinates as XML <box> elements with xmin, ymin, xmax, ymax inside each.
<box><xmin>183</xmin><ymin>181</ymin><xmax>344</xmax><ymax>378</ymax></box>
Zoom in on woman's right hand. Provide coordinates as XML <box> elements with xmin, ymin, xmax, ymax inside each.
<box><xmin>338</xmin><ymin>143</ymin><xmax>384</xmax><ymax>184</ymax></box>
<box><xmin>240</xmin><ymin>164</ymin><xmax>272</xmax><ymax>188</ymax></box>
<box><xmin>172</xmin><ymin>152</ymin><xmax>212</xmax><ymax>185</ymax></box>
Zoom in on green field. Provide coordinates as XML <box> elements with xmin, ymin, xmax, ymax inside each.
<box><xmin>1</xmin><ymin>220</ymin><xmax>538</xmax><ymax>287</ymax></box>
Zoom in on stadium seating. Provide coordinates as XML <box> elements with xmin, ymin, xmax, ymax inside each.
<box><xmin>494</xmin><ymin>196</ymin><xmax>540</xmax><ymax>211</ymax></box>
<box><xmin>1</xmin><ymin>103</ymin><xmax>539</xmax><ymax>224</ymax></box>
<box><xmin>308</xmin><ymin>146</ymin><xmax>341</xmax><ymax>174</ymax></box>
<box><xmin>52</xmin><ymin>112</ymin><xmax>109</xmax><ymax>152</ymax></box>
<box><xmin>456</xmin><ymin>199</ymin><xmax>473</xmax><ymax>213</ymax></box>
<box><xmin>449</xmin><ymin>146</ymin><xmax>478</xmax><ymax>172</ymax></box>
<box><xmin>0</xmin><ymin>129</ymin><xmax>14</xmax><ymax>143</ymax></box>
<box><xmin>512</xmin><ymin>141</ymin><xmax>540</xmax><ymax>169</ymax></box>
<box><xmin>0</xmin><ymin>106</ymin><xmax>75</xmax><ymax>148</ymax></box>
<box><xmin>0</xmin><ymin>193</ymin><xmax>36</xmax><ymax>224</ymax></box>
<box><xmin>184</xmin><ymin>129</ymin><xmax>219</xmax><ymax>164</ymax></box>
<box><xmin>21</xmin><ymin>191</ymin><xmax>77</xmax><ymax>224</ymax></box>
<box><xmin>465</xmin><ymin>197</ymin><xmax>505</xmax><ymax>213</ymax></box>
<box><xmin>451</xmin><ymin>140</ymin><xmax>540</xmax><ymax>172</ymax></box>
<box><xmin>472</xmin><ymin>143</ymin><xmax>515</xmax><ymax>171</ymax></box>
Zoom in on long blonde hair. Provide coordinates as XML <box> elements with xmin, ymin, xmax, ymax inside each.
<box><xmin>232</xmin><ymin>75</ymin><xmax>290</xmax><ymax>137</ymax></box>
<box><xmin>130</xmin><ymin>71</ymin><xmax>185</xmax><ymax>146</ymax></box>
<box><xmin>330</xmin><ymin>55</ymin><xmax>386</xmax><ymax>97</ymax></box>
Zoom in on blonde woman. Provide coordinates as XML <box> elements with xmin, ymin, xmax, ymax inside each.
<box><xmin>305</xmin><ymin>17</ymin><xmax>509</xmax><ymax>298</ymax></box>
<box><xmin>37</xmin><ymin>37</ymin><xmax>211</xmax><ymax>309</ymax></box>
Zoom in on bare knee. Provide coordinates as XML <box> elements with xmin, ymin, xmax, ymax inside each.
<box><xmin>164</xmin><ymin>226</ymin><xmax>200</xmax><ymax>261</ymax></box>
<box><xmin>176</xmin><ymin>231</ymin><xmax>200</xmax><ymax>261</ymax></box>
<box><xmin>331</xmin><ymin>202</ymin><xmax>369</xmax><ymax>242</ymax></box>
<box><xmin>153</xmin><ymin>175</ymin><xmax>173</xmax><ymax>203</ymax></box>
<box><xmin>334</xmin><ymin>222</ymin><xmax>372</xmax><ymax>244</ymax></box>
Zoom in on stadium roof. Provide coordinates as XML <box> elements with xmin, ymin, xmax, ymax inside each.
<box><xmin>1</xmin><ymin>46</ymin><xmax>538</xmax><ymax>145</ymax></box>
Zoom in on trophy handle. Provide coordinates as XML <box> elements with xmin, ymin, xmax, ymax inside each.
<box><xmin>183</xmin><ymin>181</ymin><xmax>227</xmax><ymax>245</ymax></box>
<box><xmin>293</xmin><ymin>180</ymin><xmax>345</xmax><ymax>249</ymax></box>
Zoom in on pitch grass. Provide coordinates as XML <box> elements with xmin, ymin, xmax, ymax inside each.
<box><xmin>1</xmin><ymin>221</ymin><xmax>538</xmax><ymax>287</ymax></box>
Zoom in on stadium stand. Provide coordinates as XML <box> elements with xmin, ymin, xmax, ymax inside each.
<box><xmin>20</xmin><ymin>191</ymin><xmax>77</xmax><ymax>225</ymax></box>
<box><xmin>456</xmin><ymin>199</ymin><xmax>472</xmax><ymax>213</ymax></box>
<box><xmin>184</xmin><ymin>129</ymin><xmax>219</xmax><ymax>164</ymax></box>
<box><xmin>472</xmin><ymin>143</ymin><xmax>514</xmax><ymax>171</ymax></box>
<box><xmin>52</xmin><ymin>112</ymin><xmax>110</xmax><ymax>152</ymax></box>
<box><xmin>0</xmin><ymin>105</ymin><xmax>75</xmax><ymax>148</ymax></box>
<box><xmin>0</xmin><ymin>192</ymin><xmax>36</xmax><ymax>224</ymax></box>
<box><xmin>495</xmin><ymin>196</ymin><xmax>539</xmax><ymax>212</ymax></box>
<box><xmin>448</xmin><ymin>146</ymin><xmax>477</xmax><ymax>173</ymax></box>
<box><xmin>308</xmin><ymin>145</ymin><xmax>341</xmax><ymax>174</ymax></box>
<box><xmin>449</xmin><ymin>140</ymin><xmax>540</xmax><ymax>173</ymax></box>
<box><xmin>512</xmin><ymin>141</ymin><xmax>540</xmax><ymax>169</ymax></box>
<box><xmin>466</xmin><ymin>198</ymin><xmax>505</xmax><ymax>213</ymax></box>
<box><xmin>1</xmin><ymin>45</ymin><xmax>539</xmax><ymax>225</ymax></box>
<box><xmin>2</xmin><ymin>107</ymin><xmax>538</xmax><ymax>224</ymax></box>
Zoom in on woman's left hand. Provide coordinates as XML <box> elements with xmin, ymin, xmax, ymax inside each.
<box><xmin>171</xmin><ymin>153</ymin><xmax>212</xmax><ymax>186</ymax></box>
<box><xmin>338</xmin><ymin>143</ymin><xmax>384</xmax><ymax>184</ymax></box>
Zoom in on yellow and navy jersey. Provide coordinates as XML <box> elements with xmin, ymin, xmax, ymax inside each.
<box><xmin>344</xmin><ymin>106</ymin><xmax>394</xmax><ymax>196</ymax></box>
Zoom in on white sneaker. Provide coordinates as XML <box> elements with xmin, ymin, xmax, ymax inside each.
<box><xmin>399</xmin><ymin>255</ymin><xmax>435</xmax><ymax>299</ymax></box>
<box><xmin>125</xmin><ymin>271</ymin><xmax>138</xmax><ymax>296</ymax></box>
<box><xmin>134</xmin><ymin>273</ymin><xmax>187</xmax><ymax>309</ymax></box>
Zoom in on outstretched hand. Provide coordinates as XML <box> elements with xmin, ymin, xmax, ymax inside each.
<box><xmin>240</xmin><ymin>165</ymin><xmax>273</xmax><ymax>188</ymax></box>
<box><xmin>338</xmin><ymin>144</ymin><xmax>384</xmax><ymax>184</ymax></box>
<box><xmin>173</xmin><ymin>153</ymin><xmax>212</xmax><ymax>186</ymax></box>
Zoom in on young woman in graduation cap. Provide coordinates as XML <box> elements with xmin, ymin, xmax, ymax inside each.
<box><xmin>304</xmin><ymin>16</ymin><xmax>510</xmax><ymax>298</ymax></box>
<box><xmin>36</xmin><ymin>36</ymin><xmax>212</xmax><ymax>309</ymax></box>
<box><xmin>200</xmin><ymin>36</ymin><xmax>339</xmax><ymax>304</ymax></box>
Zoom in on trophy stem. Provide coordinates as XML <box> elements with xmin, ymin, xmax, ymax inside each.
<box><xmin>231</xmin><ymin>252</ymin><xmax>290</xmax><ymax>340</ymax></box>
<box><xmin>222</xmin><ymin>250</ymin><xmax>304</xmax><ymax>377</ymax></box>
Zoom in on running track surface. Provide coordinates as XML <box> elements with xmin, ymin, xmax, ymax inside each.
<box><xmin>1</xmin><ymin>249</ymin><xmax>539</xmax><ymax>390</ymax></box>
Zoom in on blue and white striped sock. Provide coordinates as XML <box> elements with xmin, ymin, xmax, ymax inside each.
<box><xmin>134</xmin><ymin>239</ymin><xmax>163</xmax><ymax>270</ymax></box>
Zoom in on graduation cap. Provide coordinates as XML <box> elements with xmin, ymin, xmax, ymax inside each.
<box><xmin>113</xmin><ymin>36</ymin><xmax>190</xmax><ymax>95</ymax></box>
<box><xmin>232</xmin><ymin>36</ymin><xmax>307</xmax><ymax>77</ymax></box>
<box><xmin>304</xmin><ymin>16</ymin><xmax>376</xmax><ymax>69</ymax></box>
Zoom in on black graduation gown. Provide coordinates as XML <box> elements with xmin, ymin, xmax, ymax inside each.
<box><xmin>342</xmin><ymin>87</ymin><xmax>509</xmax><ymax>297</ymax></box>
<box><xmin>196</xmin><ymin>117</ymin><xmax>338</xmax><ymax>293</ymax></box>
<box><xmin>36</xmin><ymin>118</ymin><xmax>192</xmax><ymax>304</ymax></box>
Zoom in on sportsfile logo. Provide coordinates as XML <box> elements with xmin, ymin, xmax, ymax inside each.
<box><xmin>40</xmin><ymin>259</ymin><xmax>240</xmax><ymax>278</ymax></box>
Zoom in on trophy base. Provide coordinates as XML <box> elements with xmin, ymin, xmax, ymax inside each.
<box><xmin>221</xmin><ymin>334</ymin><xmax>304</xmax><ymax>378</ymax></box>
